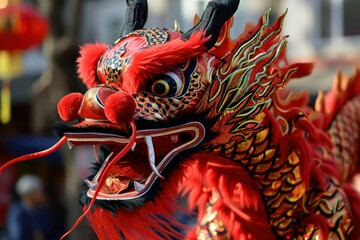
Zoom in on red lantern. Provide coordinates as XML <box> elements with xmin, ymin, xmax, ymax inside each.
<box><xmin>0</xmin><ymin>3</ymin><xmax>48</xmax><ymax>124</ymax></box>
<box><xmin>0</xmin><ymin>4</ymin><xmax>48</xmax><ymax>51</ymax></box>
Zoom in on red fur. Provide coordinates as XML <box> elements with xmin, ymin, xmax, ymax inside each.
<box><xmin>86</xmin><ymin>160</ymin><xmax>193</xmax><ymax>240</ymax></box>
<box><xmin>121</xmin><ymin>30</ymin><xmax>209</xmax><ymax>94</ymax></box>
<box><xmin>104</xmin><ymin>91</ymin><xmax>136</xmax><ymax>124</ymax></box>
<box><xmin>85</xmin><ymin>154</ymin><xmax>275</xmax><ymax>239</ymax></box>
<box><xmin>302</xmin><ymin>214</ymin><xmax>330</xmax><ymax>239</ymax></box>
<box><xmin>77</xmin><ymin>42</ymin><xmax>108</xmax><ymax>88</ymax></box>
<box><xmin>182</xmin><ymin>154</ymin><xmax>276</xmax><ymax>240</ymax></box>
<box><xmin>57</xmin><ymin>93</ymin><xmax>83</xmax><ymax>121</ymax></box>
<box><xmin>271</xmin><ymin>90</ymin><xmax>337</xmax><ymax>189</ymax></box>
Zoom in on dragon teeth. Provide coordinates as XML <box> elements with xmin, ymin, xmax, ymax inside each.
<box><xmin>84</xmin><ymin>179</ymin><xmax>98</xmax><ymax>191</ymax></box>
<box><xmin>131</xmin><ymin>142</ymin><xmax>137</xmax><ymax>151</ymax></box>
<box><xmin>134</xmin><ymin>181</ymin><xmax>146</xmax><ymax>192</ymax></box>
<box><xmin>144</xmin><ymin>135</ymin><xmax>164</xmax><ymax>179</ymax></box>
<box><xmin>67</xmin><ymin>140</ymin><xmax>74</xmax><ymax>149</ymax></box>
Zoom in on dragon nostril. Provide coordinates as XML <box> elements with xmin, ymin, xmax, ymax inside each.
<box><xmin>104</xmin><ymin>91</ymin><xmax>136</xmax><ymax>125</ymax></box>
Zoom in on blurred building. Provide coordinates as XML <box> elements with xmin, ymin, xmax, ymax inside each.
<box><xmin>13</xmin><ymin>0</ymin><xmax>360</xmax><ymax>109</ymax></box>
<box><xmin>281</xmin><ymin>0</ymin><xmax>360</xmax><ymax>94</ymax></box>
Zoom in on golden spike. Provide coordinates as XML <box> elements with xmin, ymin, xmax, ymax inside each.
<box><xmin>333</xmin><ymin>70</ymin><xmax>342</xmax><ymax>93</ymax></box>
<box><xmin>315</xmin><ymin>90</ymin><xmax>325</xmax><ymax>113</ymax></box>
<box><xmin>174</xmin><ymin>20</ymin><xmax>181</xmax><ymax>32</ymax></box>
<box><xmin>193</xmin><ymin>14</ymin><xmax>200</xmax><ymax>26</ymax></box>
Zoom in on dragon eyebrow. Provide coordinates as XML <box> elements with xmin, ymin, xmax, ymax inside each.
<box><xmin>120</xmin><ymin>30</ymin><xmax>209</xmax><ymax>94</ymax></box>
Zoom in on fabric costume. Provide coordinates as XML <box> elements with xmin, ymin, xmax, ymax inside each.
<box><xmin>2</xmin><ymin>0</ymin><xmax>360</xmax><ymax>239</ymax></box>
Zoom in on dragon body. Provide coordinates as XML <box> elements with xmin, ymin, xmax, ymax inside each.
<box><xmin>4</xmin><ymin>0</ymin><xmax>360</xmax><ymax>239</ymax></box>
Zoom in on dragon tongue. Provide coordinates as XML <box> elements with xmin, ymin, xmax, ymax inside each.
<box><xmin>85</xmin><ymin>177</ymin><xmax>134</xmax><ymax>194</ymax></box>
<box><xmin>103</xmin><ymin>176</ymin><xmax>133</xmax><ymax>194</ymax></box>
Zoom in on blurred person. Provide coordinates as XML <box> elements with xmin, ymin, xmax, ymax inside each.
<box><xmin>7</xmin><ymin>175</ymin><xmax>54</xmax><ymax>240</ymax></box>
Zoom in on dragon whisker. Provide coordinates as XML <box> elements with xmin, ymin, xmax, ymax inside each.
<box><xmin>0</xmin><ymin>136</ymin><xmax>67</xmax><ymax>174</ymax></box>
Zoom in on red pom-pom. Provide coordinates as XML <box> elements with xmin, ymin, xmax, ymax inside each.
<box><xmin>77</xmin><ymin>42</ymin><xmax>108</xmax><ymax>88</ymax></box>
<box><xmin>104</xmin><ymin>92</ymin><xmax>136</xmax><ymax>124</ymax></box>
<box><xmin>57</xmin><ymin>93</ymin><xmax>83</xmax><ymax>121</ymax></box>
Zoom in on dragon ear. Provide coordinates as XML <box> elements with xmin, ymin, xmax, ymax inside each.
<box><xmin>120</xmin><ymin>0</ymin><xmax>148</xmax><ymax>36</ymax></box>
<box><xmin>77</xmin><ymin>42</ymin><xmax>108</xmax><ymax>88</ymax></box>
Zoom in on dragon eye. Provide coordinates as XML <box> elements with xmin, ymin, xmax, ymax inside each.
<box><xmin>151</xmin><ymin>79</ymin><xmax>170</xmax><ymax>97</ymax></box>
<box><xmin>150</xmin><ymin>72</ymin><xmax>183</xmax><ymax>98</ymax></box>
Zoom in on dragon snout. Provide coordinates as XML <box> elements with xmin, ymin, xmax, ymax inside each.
<box><xmin>57</xmin><ymin>85</ymin><xmax>136</xmax><ymax>125</ymax></box>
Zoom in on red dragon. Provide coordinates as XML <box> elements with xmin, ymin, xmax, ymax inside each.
<box><xmin>3</xmin><ymin>0</ymin><xmax>360</xmax><ymax>239</ymax></box>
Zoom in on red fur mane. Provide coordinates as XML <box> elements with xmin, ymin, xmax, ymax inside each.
<box><xmin>77</xmin><ymin>42</ymin><xmax>108</xmax><ymax>88</ymax></box>
<box><xmin>86</xmin><ymin>155</ymin><xmax>274</xmax><ymax>239</ymax></box>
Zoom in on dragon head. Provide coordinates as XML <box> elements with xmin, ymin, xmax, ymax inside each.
<box><xmin>57</xmin><ymin>0</ymin><xmax>241</xmax><ymax>202</ymax></box>
<box><xmin>56</xmin><ymin>0</ymin><xmax>311</xmax><ymax>206</ymax></box>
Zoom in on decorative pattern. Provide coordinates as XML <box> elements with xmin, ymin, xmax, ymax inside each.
<box><xmin>101</xmin><ymin>46</ymin><xmax>130</xmax><ymax>84</ymax></box>
<box><xmin>133</xmin><ymin>69</ymin><xmax>204</xmax><ymax>121</ymax></box>
<box><xmin>132</xmin><ymin>28</ymin><xmax>170</xmax><ymax>46</ymax></box>
<box><xmin>132</xmin><ymin>56</ymin><xmax>219</xmax><ymax>121</ymax></box>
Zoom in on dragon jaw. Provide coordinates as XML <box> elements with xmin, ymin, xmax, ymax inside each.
<box><xmin>62</xmin><ymin>122</ymin><xmax>205</xmax><ymax>201</ymax></box>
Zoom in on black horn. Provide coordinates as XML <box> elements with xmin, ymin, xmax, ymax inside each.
<box><xmin>121</xmin><ymin>0</ymin><xmax>148</xmax><ymax>36</ymax></box>
<box><xmin>182</xmin><ymin>0</ymin><xmax>240</xmax><ymax>50</ymax></box>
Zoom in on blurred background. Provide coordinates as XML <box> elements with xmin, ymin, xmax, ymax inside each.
<box><xmin>0</xmin><ymin>0</ymin><xmax>359</xmax><ymax>239</ymax></box>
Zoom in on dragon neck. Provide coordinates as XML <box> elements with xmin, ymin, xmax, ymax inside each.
<box><xmin>197</xmin><ymin>90</ymin><xmax>355</xmax><ymax>238</ymax></box>
<box><xmin>327</xmin><ymin>95</ymin><xmax>360</xmax><ymax>183</ymax></box>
